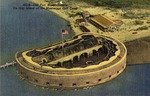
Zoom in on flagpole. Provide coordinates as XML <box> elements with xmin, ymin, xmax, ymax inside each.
<box><xmin>61</xmin><ymin>30</ymin><xmax>64</xmax><ymax>57</ymax></box>
<box><xmin>61</xmin><ymin>29</ymin><xmax>68</xmax><ymax>57</ymax></box>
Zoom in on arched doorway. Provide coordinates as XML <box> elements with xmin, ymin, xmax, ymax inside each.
<box><xmin>79</xmin><ymin>53</ymin><xmax>88</xmax><ymax>65</ymax></box>
<box><xmin>97</xmin><ymin>48</ymin><xmax>103</xmax><ymax>56</ymax></box>
<box><xmin>63</xmin><ymin>60</ymin><xmax>72</xmax><ymax>68</ymax></box>
<box><xmin>79</xmin><ymin>54</ymin><xmax>85</xmax><ymax>61</ymax></box>
<box><xmin>84</xmin><ymin>53</ymin><xmax>88</xmax><ymax>58</ymax></box>
<box><xmin>101</xmin><ymin>45</ymin><xmax>108</xmax><ymax>54</ymax></box>
<box><xmin>73</xmin><ymin>56</ymin><xmax>79</xmax><ymax>64</ymax></box>
<box><xmin>92</xmin><ymin>50</ymin><xmax>98</xmax><ymax>56</ymax></box>
<box><xmin>57</xmin><ymin>62</ymin><xmax>62</xmax><ymax>67</ymax></box>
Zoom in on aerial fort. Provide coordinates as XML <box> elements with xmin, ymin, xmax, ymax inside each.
<box><xmin>16</xmin><ymin>33</ymin><xmax>127</xmax><ymax>88</ymax></box>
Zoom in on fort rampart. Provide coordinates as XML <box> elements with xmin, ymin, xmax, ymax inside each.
<box><xmin>16</xmin><ymin>34</ymin><xmax>127</xmax><ymax>88</ymax></box>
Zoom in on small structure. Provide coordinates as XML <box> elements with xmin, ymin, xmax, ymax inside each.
<box><xmin>82</xmin><ymin>11</ymin><xmax>90</xmax><ymax>18</ymax></box>
<box><xmin>48</xmin><ymin>1</ymin><xmax>67</xmax><ymax>6</ymax></box>
<box><xmin>76</xmin><ymin>19</ymin><xmax>88</xmax><ymax>26</ymax></box>
<box><xmin>70</xmin><ymin>7</ymin><xmax>78</xmax><ymax>10</ymax></box>
<box><xmin>90</xmin><ymin>15</ymin><xmax>119</xmax><ymax>31</ymax></box>
<box><xmin>79</xmin><ymin>26</ymin><xmax>90</xmax><ymax>32</ymax></box>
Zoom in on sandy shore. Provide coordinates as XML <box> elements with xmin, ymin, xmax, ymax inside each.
<box><xmin>30</xmin><ymin>0</ymin><xmax>150</xmax><ymax>43</ymax></box>
<box><xmin>30</xmin><ymin>0</ymin><xmax>82</xmax><ymax>35</ymax></box>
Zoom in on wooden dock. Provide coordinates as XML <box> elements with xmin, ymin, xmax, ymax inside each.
<box><xmin>0</xmin><ymin>61</ymin><xmax>16</xmax><ymax>69</ymax></box>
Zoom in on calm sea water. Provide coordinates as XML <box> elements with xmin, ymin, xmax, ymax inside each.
<box><xmin>0</xmin><ymin>0</ymin><xmax>150</xmax><ymax>96</ymax></box>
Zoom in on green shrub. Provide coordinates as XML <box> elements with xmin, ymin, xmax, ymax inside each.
<box><xmin>123</xmin><ymin>12</ymin><xmax>150</xmax><ymax>18</ymax></box>
<box><xmin>146</xmin><ymin>20</ymin><xmax>150</xmax><ymax>24</ymax></box>
<box><xmin>136</xmin><ymin>26</ymin><xmax>148</xmax><ymax>31</ymax></box>
<box><xmin>134</xmin><ymin>20</ymin><xmax>144</xmax><ymax>25</ymax></box>
<box><xmin>73</xmin><ymin>0</ymin><xmax>150</xmax><ymax>8</ymax></box>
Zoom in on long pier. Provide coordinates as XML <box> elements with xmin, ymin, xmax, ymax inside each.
<box><xmin>0</xmin><ymin>61</ymin><xmax>16</xmax><ymax>69</ymax></box>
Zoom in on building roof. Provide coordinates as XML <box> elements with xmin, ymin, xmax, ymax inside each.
<box><xmin>91</xmin><ymin>15</ymin><xmax>116</xmax><ymax>28</ymax></box>
<box><xmin>76</xmin><ymin>19</ymin><xmax>86</xmax><ymax>23</ymax></box>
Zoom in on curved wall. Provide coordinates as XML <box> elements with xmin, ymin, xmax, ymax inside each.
<box><xmin>16</xmin><ymin>35</ymin><xmax>127</xmax><ymax>88</ymax></box>
<box><xmin>16</xmin><ymin>57</ymin><xmax>126</xmax><ymax>88</ymax></box>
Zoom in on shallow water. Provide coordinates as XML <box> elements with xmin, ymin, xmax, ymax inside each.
<box><xmin>0</xmin><ymin>0</ymin><xmax>150</xmax><ymax>96</ymax></box>
<box><xmin>0</xmin><ymin>0</ymin><xmax>74</xmax><ymax>64</ymax></box>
